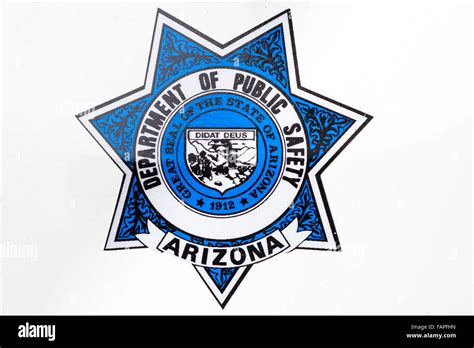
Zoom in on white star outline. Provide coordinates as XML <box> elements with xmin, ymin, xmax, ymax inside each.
<box><xmin>77</xmin><ymin>9</ymin><xmax>372</xmax><ymax>307</ymax></box>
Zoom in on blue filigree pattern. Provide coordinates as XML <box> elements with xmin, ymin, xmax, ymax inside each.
<box><xmin>116</xmin><ymin>177</ymin><xmax>174</xmax><ymax>241</ymax></box>
<box><xmin>297</xmin><ymin>101</ymin><xmax>354</xmax><ymax>167</ymax></box>
<box><xmin>287</xmin><ymin>182</ymin><xmax>321</xmax><ymax>233</ymax></box>
<box><xmin>91</xmin><ymin>100</ymin><xmax>149</xmax><ymax>168</ymax></box>
<box><xmin>158</xmin><ymin>29</ymin><xmax>219</xmax><ymax>83</ymax></box>
<box><xmin>260</xmin><ymin>181</ymin><xmax>325</xmax><ymax>241</ymax></box>
<box><xmin>205</xmin><ymin>267</ymin><xmax>238</xmax><ymax>293</ymax></box>
<box><xmin>228</xmin><ymin>27</ymin><xmax>288</xmax><ymax>88</ymax></box>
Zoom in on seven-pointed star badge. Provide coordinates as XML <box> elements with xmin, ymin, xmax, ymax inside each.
<box><xmin>77</xmin><ymin>9</ymin><xmax>372</xmax><ymax>308</ymax></box>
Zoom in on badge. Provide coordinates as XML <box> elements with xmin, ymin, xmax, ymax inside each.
<box><xmin>77</xmin><ymin>9</ymin><xmax>372</xmax><ymax>307</ymax></box>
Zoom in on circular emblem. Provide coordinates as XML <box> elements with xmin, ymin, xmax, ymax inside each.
<box><xmin>161</xmin><ymin>91</ymin><xmax>284</xmax><ymax>217</ymax></box>
<box><xmin>135</xmin><ymin>68</ymin><xmax>308</xmax><ymax>240</ymax></box>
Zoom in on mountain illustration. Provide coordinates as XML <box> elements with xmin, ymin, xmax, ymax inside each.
<box><xmin>187</xmin><ymin>138</ymin><xmax>257</xmax><ymax>193</ymax></box>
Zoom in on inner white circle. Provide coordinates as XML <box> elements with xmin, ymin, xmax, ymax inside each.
<box><xmin>136</xmin><ymin>68</ymin><xmax>307</xmax><ymax>240</ymax></box>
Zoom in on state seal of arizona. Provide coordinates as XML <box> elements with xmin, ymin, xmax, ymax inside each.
<box><xmin>77</xmin><ymin>9</ymin><xmax>372</xmax><ymax>307</ymax></box>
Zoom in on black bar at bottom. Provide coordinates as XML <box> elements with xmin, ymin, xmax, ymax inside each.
<box><xmin>0</xmin><ymin>315</ymin><xmax>472</xmax><ymax>346</ymax></box>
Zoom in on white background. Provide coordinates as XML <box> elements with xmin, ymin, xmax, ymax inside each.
<box><xmin>1</xmin><ymin>1</ymin><xmax>472</xmax><ymax>314</ymax></box>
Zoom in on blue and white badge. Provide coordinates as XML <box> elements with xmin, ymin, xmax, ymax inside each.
<box><xmin>77</xmin><ymin>9</ymin><xmax>372</xmax><ymax>307</ymax></box>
